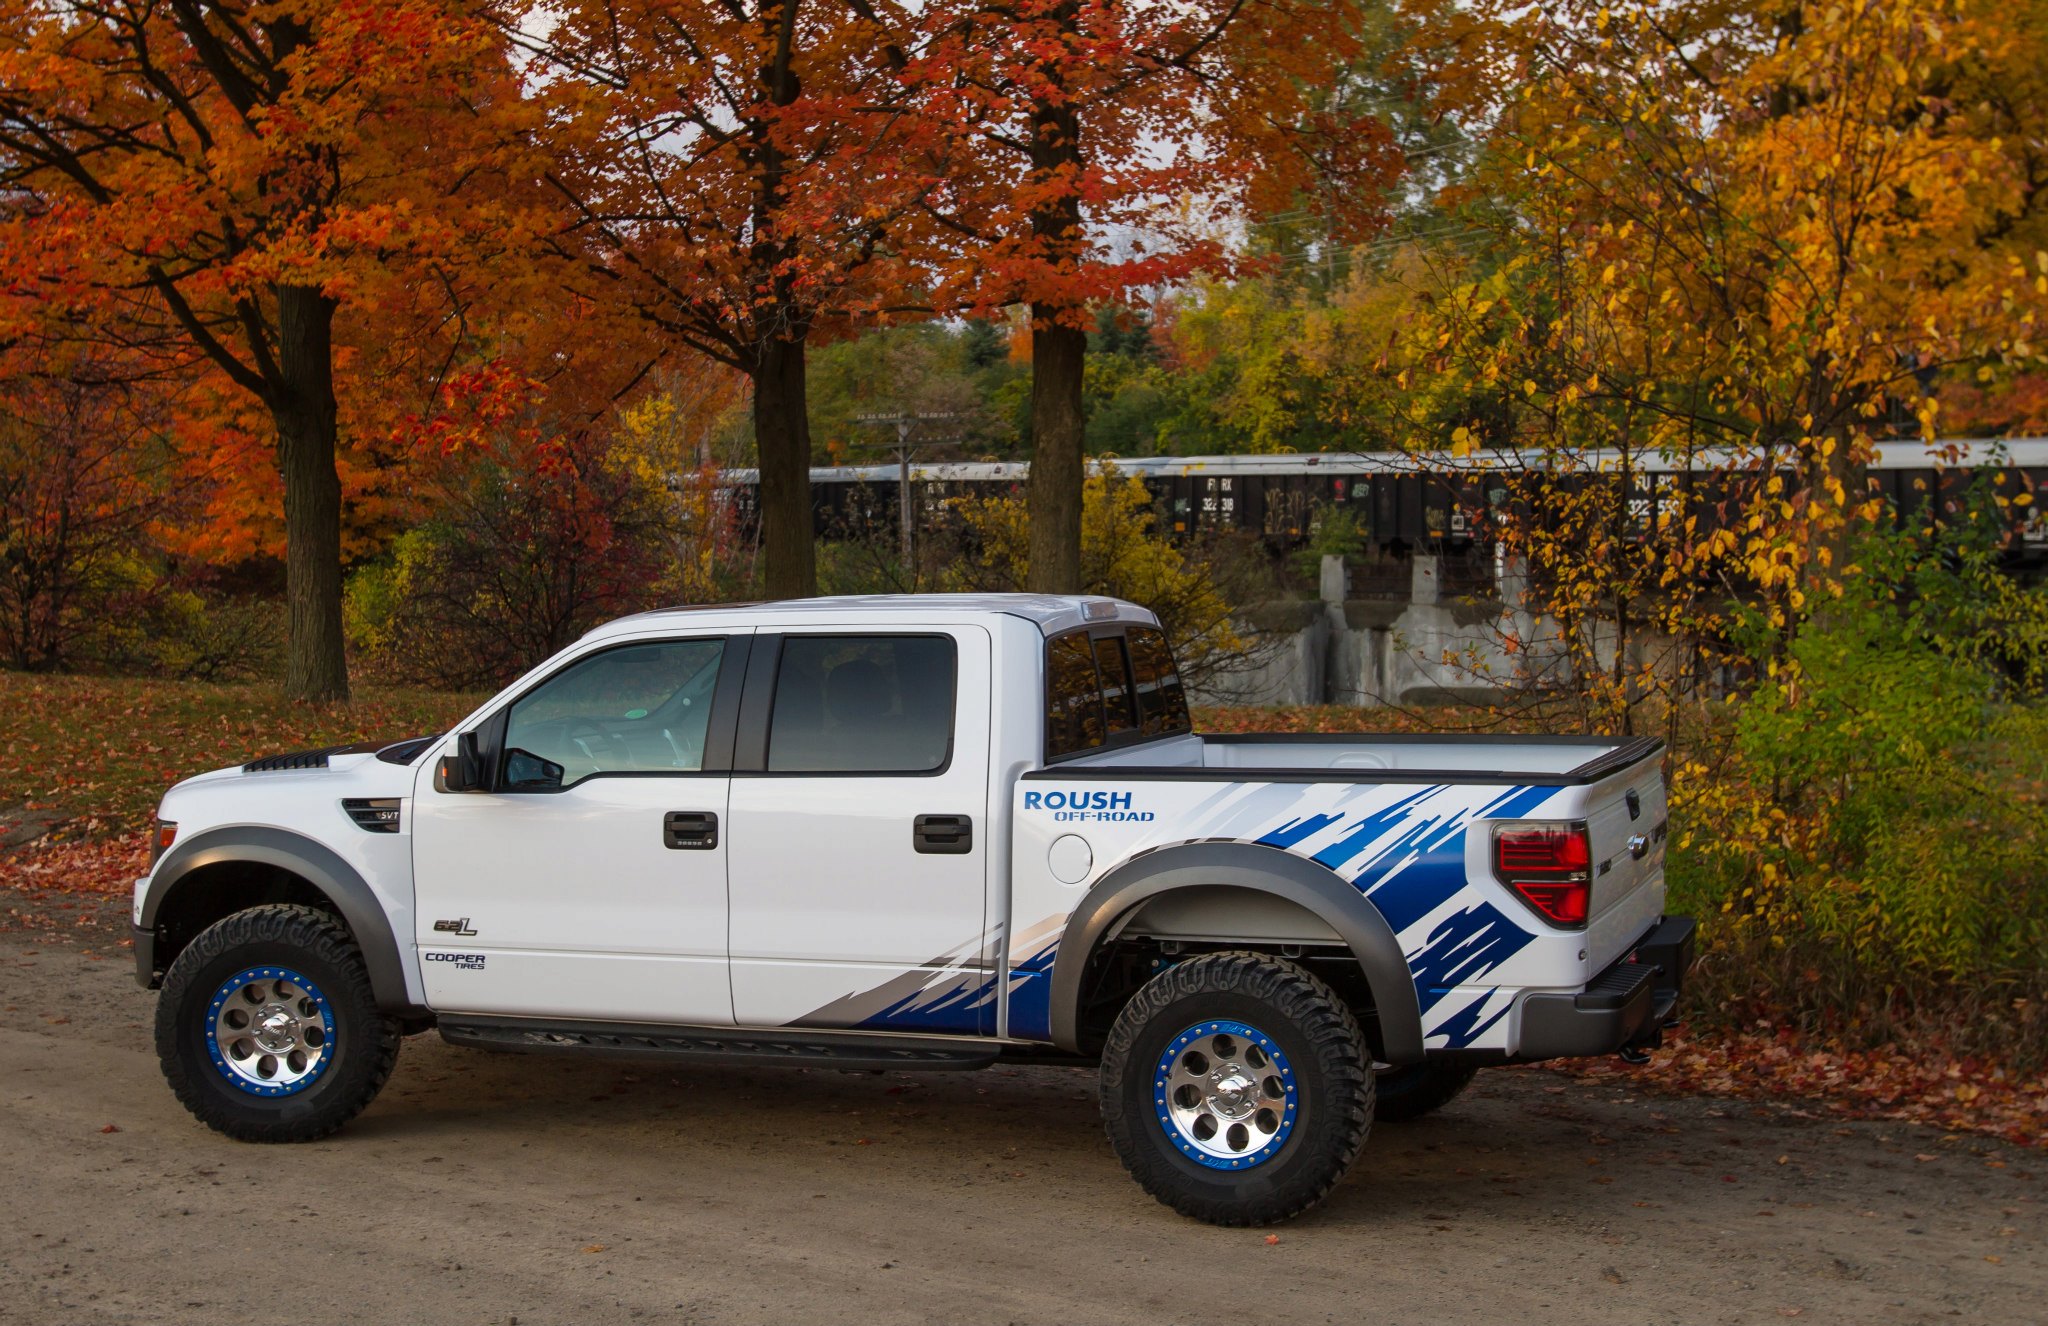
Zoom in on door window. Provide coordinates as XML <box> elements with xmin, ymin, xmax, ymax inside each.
<box><xmin>501</xmin><ymin>638</ymin><xmax>726</xmax><ymax>789</ymax></box>
<box><xmin>766</xmin><ymin>635</ymin><xmax>956</xmax><ymax>773</ymax></box>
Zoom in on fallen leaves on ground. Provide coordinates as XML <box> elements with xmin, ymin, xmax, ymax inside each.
<box><xmin>0</xmin><ymin>837</ymin><xmax>150</xmax><ymax>907</ymax></box>
<box><xmin>1550</xmin><ymin>1026</ymin><xmax>2048</xmax><ymax>1150</ymax></box>
<box><xmin>0</xmin><ymin>672</ymin><xmax>479</xmax><ymax>837</ymax></box>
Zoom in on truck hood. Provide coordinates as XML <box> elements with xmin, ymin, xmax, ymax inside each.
<box><xmin>160</xmin><ymin>737</ymin><xmax>437</xmax><ymax>814</ymax></box>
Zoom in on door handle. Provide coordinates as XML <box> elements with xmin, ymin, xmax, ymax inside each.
<box><xmin>663</xmin><ymin>811</ymin><xmax>719</xmax><ymax>850</ymax></box>
<box><xmin>913</xmin><ymin>814</ymin><xmax>972</xmax><ymax>855</ymax></box>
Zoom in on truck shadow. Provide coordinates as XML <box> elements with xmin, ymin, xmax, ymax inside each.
<box><xmin>353</xmin><ymin>1035</ymin><xmax>1757</xmax><ymax>1229</ymax></box>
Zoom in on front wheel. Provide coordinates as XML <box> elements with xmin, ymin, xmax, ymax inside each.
<box><xmin>1098</xmin><ymin>952</ymin><xmax>1373</xmax><ymax>1225</ymax></box>
<box><xmin>155</xmin><ymin>904</ymin><xmax>402</xmax><ymax>1143</ymax></box>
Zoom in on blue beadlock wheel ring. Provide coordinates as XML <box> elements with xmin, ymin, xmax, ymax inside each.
<box><xmin>1152</xmin><ymin>1019</ymin><xmax>1299</xmax><ymax>1170</ymax></box>
<box><xmin>204</xmin><ymin>965</ymin><xmax>337</xmax><ymax>1098</ymax></box>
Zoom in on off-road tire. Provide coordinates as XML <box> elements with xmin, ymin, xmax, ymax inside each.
<box><xmin>1099</xmin><ymin>951</ymin><xmax>1373</xmax><ymax>1225</ymax></box>
<box><xmin>155</xmin><ymin>904</ymin><xmax>401</xmax><ymax>1143</ymax></box>
<box><xmin>1373</xmin><ymin>1060</ymin><xmax>1480</xmax><ymax>1122</ymax></box>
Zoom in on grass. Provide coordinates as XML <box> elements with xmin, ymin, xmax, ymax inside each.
<box><xmin>0</xmin><ymin>675</ymin><xmax>1550</xmax><ymax>843</ymax></box>
<box><xmin>0</xmin><ymin>671</ymin><xmax>482</xmax><ymax>838</ymax></box>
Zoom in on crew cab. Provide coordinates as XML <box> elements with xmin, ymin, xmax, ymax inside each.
<box><xmin>135</xmin><ymin>594</ymin><xmax>1693</xmax><ymax>1224</ymax></box>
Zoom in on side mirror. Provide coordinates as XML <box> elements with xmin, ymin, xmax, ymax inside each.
<box><xmin>437</xmin><ymin>731</ymin><xmax>487</xmax><ymax>793</ymax></box>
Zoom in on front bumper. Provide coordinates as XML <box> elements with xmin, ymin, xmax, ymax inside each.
<box><xmin>1517</xmin><ymin>915</ymin><xmax>1696</xmax><ymax>1059</ymax></box>
<box><xmin>133</xmin><ymin>924</ymin><xmax>160</xmax><ymax>990</ymax></box>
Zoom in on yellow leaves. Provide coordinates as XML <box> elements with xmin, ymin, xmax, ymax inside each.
<box><xmin>1450</xmin><ymin>425</ymin><xmax>1477</xmax><ymax>457</ymax></box>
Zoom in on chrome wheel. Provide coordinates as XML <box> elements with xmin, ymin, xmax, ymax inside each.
<box><xmin>1152</xmin><ymin>1019</ymin><xmax>1298</xmax><ymax>1170</ymax></box>
<box><xmin>205</xmin><ymin>965</ymin><xmax>335</xmax><ymax>1097</ymax></box>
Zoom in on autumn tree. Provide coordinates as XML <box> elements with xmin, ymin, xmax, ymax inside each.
<box><xmin>520</xmin><ymin>0</ymin><xmax>941</xmax><ymax>600</ymax></box>
<box><xmin>913</xmin><ymin>0</ymin><xmax>1401</xmax><ymax>591</ymax></box>
<box><xmin>0</xmin><ymin>1</ymin><xmax>532</xmax><ymax>698</ymax></box>
<box><xmin>0</xmin><ymin>340</ymin><xmax>184</xmax><ymax>670</ymax></box>
<box><xmin>1378</xmin><ymin>0</ymin><xmax>2048</xmax><ymax>731</ymax></box>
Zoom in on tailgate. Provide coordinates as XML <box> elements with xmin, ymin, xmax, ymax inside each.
<box><xmin>1578</xmin><ymin>744</ymin><xmax>1669</xmax><ymax>927</ymax></box>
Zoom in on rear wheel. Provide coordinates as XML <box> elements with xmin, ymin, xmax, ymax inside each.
<box><xmin>1373</xmin><ymin>1060</ymin><xmax>1479</xmax><ymax>1122</ymax></box>
<box><xmin>155</xmin><ymin>904</ymin><xmax>401</xmax><ymax>1142</ymax></box>
<box><xmin>1098</xmin><ymin>951</ymin><xmax>1372</xmax><ymax>1225</ymax></box>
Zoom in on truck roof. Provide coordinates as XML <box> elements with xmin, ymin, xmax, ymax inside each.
<box><xmin>583</xmin><ymin>593</ymin><xmax>1159</xmax><ymax>642</ymax></box>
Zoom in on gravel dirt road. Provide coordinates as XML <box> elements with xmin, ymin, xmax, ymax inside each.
<box><xmin>1</xmin><ymin>902</ymin><xmax>2040</xmax><ymax>1326</ymax></box>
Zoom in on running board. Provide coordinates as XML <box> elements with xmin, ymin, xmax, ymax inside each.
<box><xmin>438</xmin><ymin>1016</ymin><xmax>1000</xmax><ymax>1071</ymax></box>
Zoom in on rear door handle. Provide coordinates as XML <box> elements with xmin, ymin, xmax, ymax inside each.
<box><xmin>663</xmin><ymin>811</ymin><xmax>719</xmax><ymax>850</ymax></box>
<box><xmin>913</xmin><ymin>814</ymin><xmax>972</xmax><ymax>855</ymax></box>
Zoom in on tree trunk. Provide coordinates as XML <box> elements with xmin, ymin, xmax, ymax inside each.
<box><xmin>1024</xmin><ymin>54</ymin><xmax>1087</xmax><ymax>597</ymax></box>
<box><xmin>1026</xmin><ymin>311</ymin><xmax>1087</xmax><ymax>594</ymax></box>
<box><xmin>272</xmin><ymin>284</ymin><xmax>350</xmax><ymax>702</ymax></box>
<box><xmin>753</xmin><ymin>334</ymin><xmax>817</xmax><ymax>599</ymax></box>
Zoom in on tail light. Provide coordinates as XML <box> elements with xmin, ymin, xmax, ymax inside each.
<box><xmin>1492</xmin><ymin>822</ymin><xmax>1591</xmax><ymax>927</ymax></box>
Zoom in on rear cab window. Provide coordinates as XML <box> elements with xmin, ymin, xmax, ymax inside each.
<box><xmin>1045</xmin><ymin>624</ymin><xmax>1191</xmax><ymax>762</ymax></box>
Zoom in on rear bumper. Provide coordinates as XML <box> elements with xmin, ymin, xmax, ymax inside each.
<box><xmin>1517</xmin><ymin>915</ymin><xmax>1695</xmax><ymax>1060</ymax></box>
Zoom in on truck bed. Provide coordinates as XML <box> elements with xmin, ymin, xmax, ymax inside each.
<box><xmin>1058</xmin><ymin>732</ymin><xmax>1663</xmax><ymax>782</ymax></box>
<box><xmin>1007</xmin><ymin>730</ymin><xmax>1671</xmax><ymax>1057</ymax></box>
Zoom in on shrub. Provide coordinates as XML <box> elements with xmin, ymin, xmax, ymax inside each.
<box><xmin>1669</xmin><ymin>498</ymin><xmax>2048</xmax><ymax>1062</ymax></box>
<box><xmin>347</xmin><ymin>430</ymin><xmax>673</xmax><ymax>690</ymax></box>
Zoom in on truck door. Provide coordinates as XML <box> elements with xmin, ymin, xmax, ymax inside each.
<box><xmin>410</xmin><ymin>632</ymin><xmax>746</xmax><ymax>1024</ymax></box>
<box><xmin>725</xmin><ymin>626</ymin><xmax>994</xmax><ymax>1035</ymax></box>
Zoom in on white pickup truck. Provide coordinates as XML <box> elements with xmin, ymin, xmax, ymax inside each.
<box><xmin>135</xmin><ymin>593</ymin><xmax>1693</xmax><ymax>1224</ymax></box>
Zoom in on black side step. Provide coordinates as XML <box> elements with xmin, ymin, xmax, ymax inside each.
<box><xmin>439</xmin><ymin>1017</ymin><xmax>1000</xmax><ymax>1071</ymax></box>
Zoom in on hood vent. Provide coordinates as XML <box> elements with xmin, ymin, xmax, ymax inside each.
<box><xmin>243</xmin><ymin>745</ymin><xmax>353</xmax><ymax>772</ymax></box>
<box><xmin>343</xmin><ymin>798</ymin><xmax>402</xmax><ymax>833</ymax></box>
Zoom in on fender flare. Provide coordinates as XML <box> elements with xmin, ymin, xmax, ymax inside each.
<box><xmin>142</xmin><ymin>825</ymin><xmax>417</xmax><ymax>1014</ymax></box>
<box><xmin>1047</xmin><ymin>841</ymin><xmax>1425</xmax><ymax>1064</ymax></box>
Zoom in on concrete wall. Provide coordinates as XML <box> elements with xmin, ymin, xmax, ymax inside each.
<box><xmin>1189</xmin><ymin>555</ymin><xmax>1584</xmax><ymax>708</ymax></box>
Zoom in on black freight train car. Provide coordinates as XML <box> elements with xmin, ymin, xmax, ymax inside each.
<box><xmin>717</xmin><ymin>440</ymin><xmax>2048</xmax><ymax>567</ymax></box>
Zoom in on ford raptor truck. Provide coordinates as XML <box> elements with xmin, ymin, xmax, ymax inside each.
<box><xmin>134</xmin><ymin>593</ymin><xmax>1694</xmax><ymax>1225</ymax></box>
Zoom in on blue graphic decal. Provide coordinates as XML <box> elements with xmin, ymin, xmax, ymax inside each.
<box><xmin>856</xmin><ymin>970</ymin><xmax>996</xmax><ymax>1036</ymax></box>
<box><xmin>1478</xmin><ymin>783</ymin><xmax>1559</xmax><ymax>821</ymax></box>
<box><xmin>1309</xmin><ymin>787</ymin><xmax>1441</xmax><ymax>872</ymax></box>
<box><xmin>1406</xmin><ymin>900</ymin><xmax>1536</xmax><ymax>1013</ymax></box>
<box><xmin>1256</xmin><ymin>812</ymin><xmax>1340</xmax><ymax>850</ymax></box>
<box><xmin>1355</xmin><ymin>812</ymin><xmax>1473</xmax><ymax>935</ymax></box>
<box><xmin>1005</xmin><ymin>942</ymin><xmax>1060</xmax><ymax>1041</ymax></box>
<box><xmin>1428</xmin><ymin>991</ymin><xmax>1513</xmax><ymax>1048</ymax></box>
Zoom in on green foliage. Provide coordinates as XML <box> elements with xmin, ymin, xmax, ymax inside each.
<box><xmin>1670</xmin><ymin>502</ymin><xmax>2048</xmax><ymax>1061</ymax></box>
<box><xmin>1291</xmin><ymin>506</ymin><xmax>1368</xmax><ymax>581</ymax></box>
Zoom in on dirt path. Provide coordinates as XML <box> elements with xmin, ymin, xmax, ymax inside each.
<box><xmin>0</xmin><ymin>910</ymin><xmax>2040</xmax><ymax>1326</ymax></box>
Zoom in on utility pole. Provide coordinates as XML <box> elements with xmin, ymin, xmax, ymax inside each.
<box><xmin>853</xmin><ymin>411</ymin><xmax>961</xmax><ymax>567</ymax></box>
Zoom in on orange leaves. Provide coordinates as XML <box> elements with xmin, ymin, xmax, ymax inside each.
<box><xmin>917</xmin><ymin>0</ymin><xmax>1397</xmax><ymax>318</ymax></box>
<box><xmin>1553</xmin><ymin>1026</ymin><xmax>2048</xmax><ymax>1151</ymax></box>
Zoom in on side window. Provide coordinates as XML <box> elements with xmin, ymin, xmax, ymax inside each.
<box><xmin>766</xmin><ymin>635</ymin><xmax>956</xmax><ymax>773</ymax></box>
<box><xmin>1047</xmin><ymin>626</ymin><xmax>1187</xmax><ymax>760</ymax></box>
<box><xmin>1092</xmin><ymin>634</ymin><xmax>1138</xmax><ymax>738</ymax></box>
<box><xmin>1126</xmin><ymin>626</ymin><xmax>1191</xmax><ymax>737</ymax></box>
<box><xmin>501</xmin><ymin>638</ymin><xmax>726</xmax><ymax>790</ymax></box>
<box><xmin>1046</xmin><ymin>631</ymin><xmax>1104</xmax><ymax>759</ymax></box>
